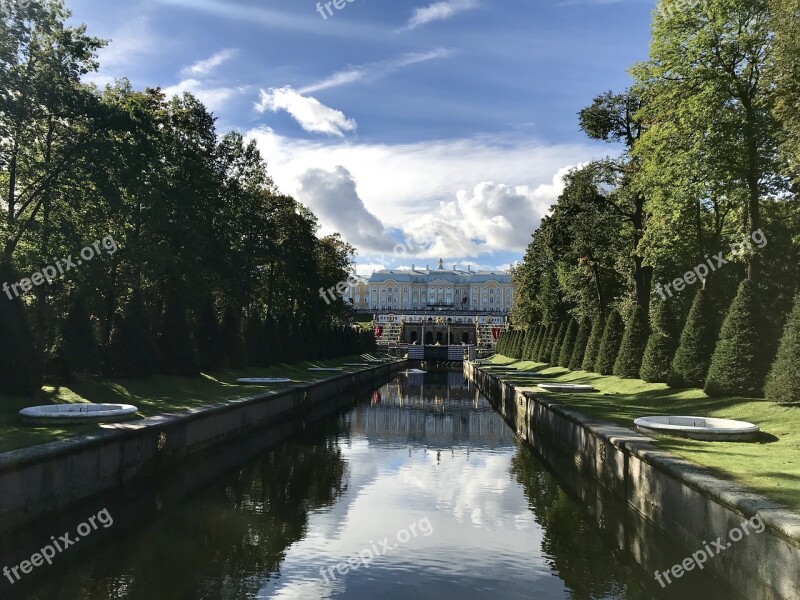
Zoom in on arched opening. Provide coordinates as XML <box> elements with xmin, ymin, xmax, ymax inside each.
<box><xmin>462</xmin><ymin>332</ymin><xmax>470</xmax><ymax>344</ymax></box>
<box><xmin>425</xmin><ymin>331</ymin><xmax>434</xmax><ymax>345</ymax></box>
<box><xmin>436</xmin><ymin>331</ymin><xmax>443</xmax><ymax>344</ymax></box>
<box><xmin>410</xmin><ymin>331</ymin><xmax>418</xmax><ymax>344</ymax></box>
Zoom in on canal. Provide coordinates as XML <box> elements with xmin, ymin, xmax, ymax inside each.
<box><xmin>8</xmin><ymin>370</ymin><xmax>739</xmax><ymax>599</ymax></box>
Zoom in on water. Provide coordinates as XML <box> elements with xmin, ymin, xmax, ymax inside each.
<box><xmin>7</xmin><ymin>370</ymin><xmax>738</xmax><ymax>599</ymax></box>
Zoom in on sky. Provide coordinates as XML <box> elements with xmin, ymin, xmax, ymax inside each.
<box><xmin>66</xmin><ymin>0</ymin><xmax>656</xmax><ymax>275</ymax></box>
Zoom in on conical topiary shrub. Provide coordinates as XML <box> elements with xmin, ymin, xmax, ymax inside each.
<box><xmin>582</xmin><ymin>316</ymin><xmax>605</xmax><ymax>372</ymax></box>
<box><xmin>705</xmin><ymin>280</ymin><xmax>766</xmax><ymax>397</ymax></box>
<box><xmin>195</xmin><ymin>296</ymin><xmax>227</xmax><ymax>372</ymax></box>
<box><xmin>614</xmin><ymin>306</ymin><xmax>650</xmax><ymax>378</ymax></box>
<box><xmin>522</xmin><ymin>326</ymin><xmax>537</xmax><ymax>360</ymax></box>
<box><xmin>765</xmin><ymin>293</ymin><xmax>800</xmax><ymax>404</ymax></box>
<box><xmin>669</xmin><ymin>289</ymin><xmax>717</xmax><ymax>388</ymax></box>
<box><xmin>549</xmin><ymin>322</ymin><xmax>568</xmax><ymax>365</ymax></box>
<box><xmin>595</xmin><ymin>310</ymin><xmax>624</xmax><ymax>375</ymax></box>
<box><xmin>569</xmin><ymin>317</ymin><xmax>591</xmax><ymax>371</ymax></box>
<box><xmin>0</xmin><ymin>262</ymin><xmax>41</xmax><ymax>395</ymax></box>
<box><xmin>537</xmin><ymin>323</ymin><xmax>557</xmax><ymax>362</ymax></box>
<box><xmin>640</xmin><ymin>300</ymin><xmax>679</xmax><ymax>383</ymax></box>
<box><xmin>157</xmin><ymin>288</ymin><xmax>199</xmax><ymax>377</ymax></box>
<box><xmin>558</xmin><ymin>319</ymin><xmax>579</xmax><ymax>368</ymax></box>
<box><xmin>531</xmin><ymin>324</ymin><xmax>546</xmax><ymax>361</ymax></box>
<box><xmin>60</xmin><ymin>292</ymin><xmax>101</xmax><ymax>378</ymax></box>
<box><xmin>221</xmin><ymin>306</ymin><xmax>247</xmax><ymax>369</ymax></box>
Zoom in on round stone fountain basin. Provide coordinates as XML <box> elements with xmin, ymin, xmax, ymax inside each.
<box><xmin>634</xmin><ymin>415</ymin><xmax>760</xmax><ymax>441</ymax></box>
<box><xmin>19</xmin><ymin>404</ymin><xmax>139</xmax><ymax>424</ymax></box>
<box><xmin>538</xmin><ymin>383</ymin><xmax>597</xmax><ymax>393</ymax></box>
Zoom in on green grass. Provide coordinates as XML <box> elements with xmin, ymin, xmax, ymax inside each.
<box><xmin>488</xmin><ymin>355</ymin><xmax>800</xmax><ymax>511</ymax></box>
<box><xmin>0</xmin><ymin>354</ymin><xmax>391</xmax><ymax>454</ymax></box>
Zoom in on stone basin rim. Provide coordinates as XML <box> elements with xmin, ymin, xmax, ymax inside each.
<box><xmin>19</xmin><ymin>403</ymin><xmax>139</xmax><ymax>422</ymax></box>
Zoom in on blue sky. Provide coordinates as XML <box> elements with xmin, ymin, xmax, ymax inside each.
<box><xmin>67</xmin><ymin>0</ymin><xmax>655</xmax><ymax>274</ymax></box>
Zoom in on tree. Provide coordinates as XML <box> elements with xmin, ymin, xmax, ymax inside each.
<box><xmin>595</xmin><ymin>310</ymin><xmax>624</xmax><ymax>375</ymax></box>
<box><xmin>569</xmin><ymin>318</ymin><xmax>591</xmax><ymax>371</ymax></box>
<box><xmin>669</xmin><ymin>289</ymin><xmax>718</xmax><ymax>388</ymax></box>
<box><xmin>640</xmin><ymin>300</ymin><xmax>679</xmax><ymax>383</ymax></box>
<box><xmin>770</xmin><ymin>0</ymin><xmax>800</xmax><ymax>181</ymax></box>
<box><xmin>614</xmin><ymin>307</ymin><xmax>650</xmax><ymax>378</ymax></box>
<box><xmin>633</xmin><ymin>0</ymin><xmax>784</xmax><ymax>282</ymax></box>
<box><xmin>765</xmin><ymin>293</ymin><xmax>800</xmax><ymax>404</ymax></box>
<box><xmin>537</xmin><ymin>323</ymin><xmax>558</xmax><ymax>362</ymax></box>
<box><xmin>705</xmin><ymin>280</ymin><xmax>768</xmax><ymax>397</ymax></box>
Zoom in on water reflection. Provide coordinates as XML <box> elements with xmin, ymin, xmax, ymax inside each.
<box><xmin>13</xmin><ymin>370</ymin><xmax>735</xmax><ymax>599</ymax></box>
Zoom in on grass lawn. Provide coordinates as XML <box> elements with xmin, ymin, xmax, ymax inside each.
<box><xmin>488</xmin><ymin>355</ymin><xmax>800</xmax><ymax>512</ymax></box>
<box><xmin>0</xmin><ymin>354</ymin><xmax>392</xmax><ymax>455</ymax></box>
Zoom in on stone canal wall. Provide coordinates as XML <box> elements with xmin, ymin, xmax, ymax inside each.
<box><xmin>0</xmin><ymin>362</ymin><xmax>405</xmax><ymax>533</ymax></box>
<box><xmin>465</xmin><ymin>361</ymin><xmax>800</xmax><ymax>600</ymax></box>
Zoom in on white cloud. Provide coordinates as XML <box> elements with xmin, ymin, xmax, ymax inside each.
<box><xmin>295</xmin><ymin>166</ymin><xmax>396</xmax><ymax>252</ymax></box>
<box><xmin>298</xmin><ymin>48</ymin><xmax>452</xmax><ymax>95</ymax></box>
<box><xmin>404</xmin><ymin>0</ymin><xmax>479</xmax><ymax>30</ymax></box>
<box><xmin>181</xmin><ymin>48</ymin><xmax>238</xmax><ymax>77</ymax></box>
<box><xmin>255</xmin><ymin>87</ymin><xmax>357</xmax><ymax>137</ymax></box>
<box><xmin>245</xmin><ymin>127</ymin><xmax>600</xmax><ymax>260</ymax></box>
<box><xmin>162</xmin><ymin>79</ymin><xmax>239</xmax><ymax>113</ymax></box>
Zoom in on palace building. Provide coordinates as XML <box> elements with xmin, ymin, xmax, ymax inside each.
<box><xmin>346</xmin><ymin>260</ymin><xmax>513</xmax><ymax>350</ymax></box>
<box><xmin>346</xmin><ymin>259</ymin><xmax>514</xmax><ymax>313</ymax></box>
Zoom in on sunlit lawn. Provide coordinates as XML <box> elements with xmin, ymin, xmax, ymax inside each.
<box><xmin>488</xmin><ymin>355</ymin><xmax>800</xmax><ymax>511</ymax></box>
<box><xmin>0</xmin><ymin>354</ymin><xmax>392</xmax><ymax>454</ymax></box>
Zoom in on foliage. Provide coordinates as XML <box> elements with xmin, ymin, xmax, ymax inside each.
<box><xmin>640</xmin><ymin>300</ymin><xmax>679</xmax><ymax>383</ymax></box>
<box><xmin>764</xmin><ymin>293</ymin><xmax>800</xmax><ymax>404</ymax></box>
<box><xmin>595</xmin><ymin>310</ymin><xmax>624</xmax><ymax>375</ymax></box>
<box><xmin>669</xmin><ymin>289</ymin><xmax>718</xmax><ymax>388</ymax></box>
<box><xmin>613</xmin><ymin>306</ymin><xmax>650</xmax><ymax>378</ymax></box>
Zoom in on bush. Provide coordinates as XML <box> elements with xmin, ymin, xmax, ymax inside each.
<box><xmin>558</xmin><ymin>319</ymin><xmax>578</xmax><ymax>368</ymax></box>
<box><xmin>595</xmin><ymin>310</ymin><xmax>624</xmax><ymax>375</ymax></box>
<box><xmin>614</xmin><ymin>306</ymin><xmax>650</xmax><ymax>378</ymax></box>
<box><xmin>549</xmin><ymin>322</ymin><xmax>567</xmax><ymax>365</ymax></box>
<box><xmin>705</xmin><ymin>280</ymin><xmax>767</xmax><ymax>397</ymax></box>
<box><xmin>60</xmin><ymin>292</ymin><xmax>101</xmax><ymax>378</ymax></box>
<box><xmin>765</xmin><ymin>293</ymin><xmax>800</xmax><ymax>404</ymax></box>
<box><xmin>530</xmin><ymin>324</ymin><xmax>546</xmax><ymax>360</ymax></box>
<box><xmin>157</xmin><ymin>289</ymin><xmax>199</xmax><ymax>377</ymax></box>
<box><xmin>640</xmin><ymin>300</ymin><xmax>679</xmax><ymax>383</ymax></box>
<box><xmin>669</xmin><ymin>289</ymin><xmax>717</xmax><ymax>388</ymax></box>
<box><xmin>195</xmin><ymin>296</ymin><xmax>227</xmax><ymax>372</ymax></box>
<box><xmin>569</xmin><ymin>318</ymin><xmax>591</xmax><ymax>371</ymax></box>
<box><xmin>0</xmin><ymin>262</ymin><xmax>41</xmax><ymax>395</ymax></box>
<box><xmin>582</xmin><ymin>316</ymin><xmax>605</xmax><ymax>372</ymax></box>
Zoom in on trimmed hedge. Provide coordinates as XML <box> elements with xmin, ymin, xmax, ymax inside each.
<box><xmin>582</xmin><ymin>316</ymin><xmax>604</xmax><ymax>372</ymax></box>
<box><xmin>705</xmin><ymin>280</ymin><xmax>767</xmax><ymax>397</ymax></box>
<box><xmin>569</xmin><ymin>317</ymin><xmax>591</xmax><ymax>371</ymax></box>
<box><xmin>765</xmin><ymin>293</ymin><xmax>800</xmax><ymax>404</ymax></box>
<box><xmin>558</xmin><ymin>319</ymin><xmax>579</xmax><ymax>368</ymax></box>
<box><xmin>614</xmin><ymin>306</ymin><xmax>650</xmax><ymax>378</ymax></box>
<box><xmin>549</xmin><ymin>322</ymin><xmax>567</xmax><ymax>365</ymax></box>
<box><xmin>594</xmin><ymin>310</ymin><xmax>623</xmax><ymax>375</ymax></box>
<box><xmin>640</xmin><ymin>300</ymin><xmax>679</xmax><ymax>383</ymax></box>
<box><xmin>0</xmin><ymin>263</ymin><xmax>42</xmax><ymax>395</ymax></box>
<box><xmin>669</xmin><ymin>289</ymin><xmax>717</xmax><ymax>388</ymax></box>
